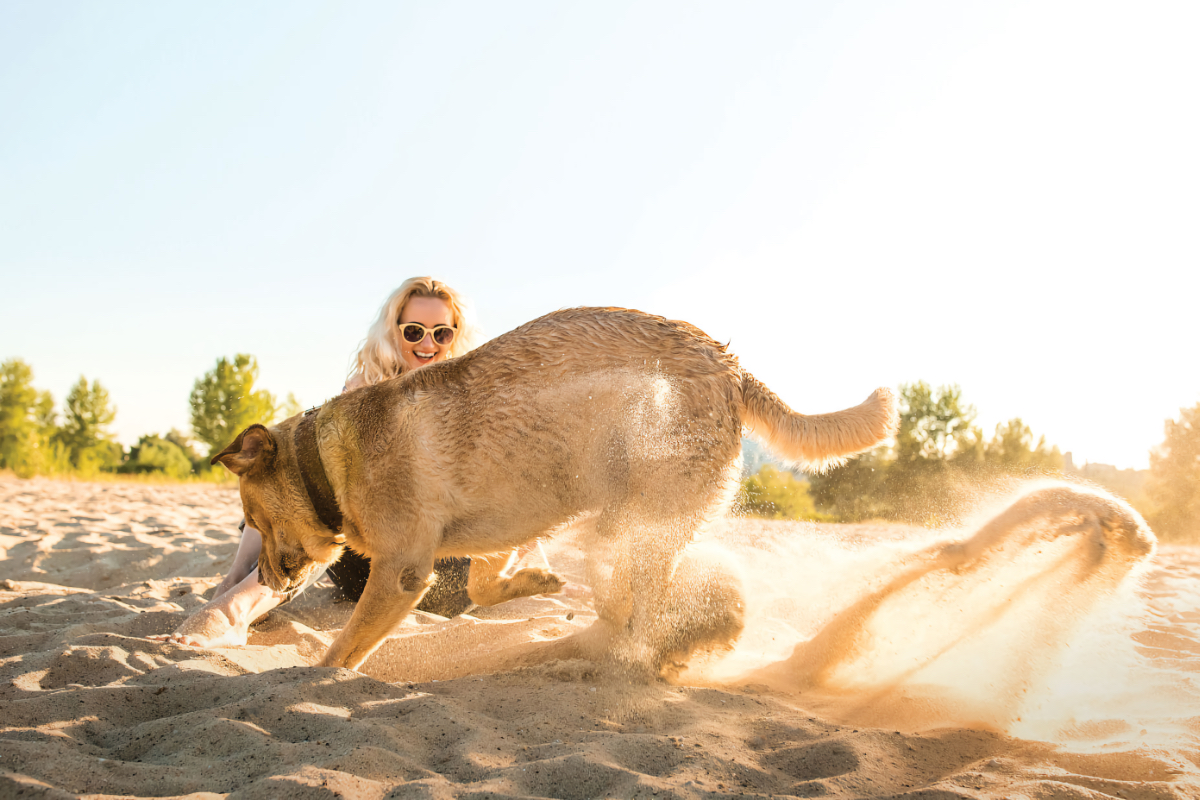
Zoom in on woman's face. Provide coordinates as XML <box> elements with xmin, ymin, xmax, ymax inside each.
<box><xmin>397</xmin><ymin>296</ymin><xmax>455</xmax><ymax>372</ymax></box>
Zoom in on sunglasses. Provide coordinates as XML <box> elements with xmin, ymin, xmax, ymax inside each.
<box><xmin>398</xmin><ymin>321</ymin><xmax>457</xmax><ymax>346</ymax></box>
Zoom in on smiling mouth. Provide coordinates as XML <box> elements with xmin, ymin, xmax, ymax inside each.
<box><xmin>413</xmin><ymin>350</ymin><xmax>436</xmax><ymax>362</ymax></box>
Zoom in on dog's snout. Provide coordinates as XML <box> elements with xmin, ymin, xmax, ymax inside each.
<box><xmin>279</xmin><ymin>552</ymin><xmax>305</xmax><ymax>575</ymax></box>
<box><xmin>257</xmin><ymin>554</ymin><xmax>285</xmax><ymax>591</ymax></box>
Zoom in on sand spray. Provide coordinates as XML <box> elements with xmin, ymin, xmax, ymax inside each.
<box><xmin>673</xmin><ymin>480</ymin><xmax>1197</xmax><ymax>750</ymax></box>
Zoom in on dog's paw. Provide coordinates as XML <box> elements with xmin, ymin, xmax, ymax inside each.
<box><xmin>520</xmin><ymin>568</ymin><xmax>566</xmax><ymax>594</ymax></box>
<box><xmin>468</xmin><ymin>568</ymin><xmax>567</xmax><ymax>606</ymax></box>
<box><xmin>512</xmin><ymin>567</ymin><xmax>566</xmax><ymax>597</ymax></box>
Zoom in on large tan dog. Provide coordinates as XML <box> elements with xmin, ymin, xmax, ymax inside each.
<box><xmin>212</xmin><ymin>307</ymin><xmax>897</xmax><ymax>673</ymax></box>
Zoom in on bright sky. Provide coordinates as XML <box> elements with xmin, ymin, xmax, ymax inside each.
<box><xmin>2</xmin><ymin>1</ymin><xmax>1197</xmax><ymax>470</ymax></box>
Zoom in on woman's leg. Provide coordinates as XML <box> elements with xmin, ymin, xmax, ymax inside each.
<box><xmin>327</xmin><ymin>548</ymin><xmax>474</xmax><ymax>618</ymax></box>
<box><xmin>210</xmin><ymin>524</ymin><xmax>266</xmax><ymax>601</ymax></box>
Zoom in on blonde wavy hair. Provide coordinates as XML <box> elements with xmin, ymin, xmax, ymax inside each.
<box><xmin>348</xmin><ymin>277</ymin><xmax>483</xmax><ymax>387</ymax></box>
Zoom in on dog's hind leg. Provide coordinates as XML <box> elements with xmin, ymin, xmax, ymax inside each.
<box><xmin>590</xmin><ymin>469</ymin><xmax>745</xmax><ymax>675</ymax></box>
<box><xmin>582</xmin><ymin>503</ymin><xmax>698</xmax><ymax>671</ymax></box>
<box><xmin>467</xmin><ymin>549</ymin><xmax>565</xmax><ymax>607</ymax></box>
<box><xmin>321</xmin><ymin>551</ymin><xmax>436</xmax><ymax>671</ymax></box>
<box><xmin>583</xmin><ymin>506</ymin><xmax>641</xmax><ymax>634</ymax></box>
<box><xmin>653</xmin><ymin>543</ymin><xmax>746</xmax><ymax>678</ymax></box>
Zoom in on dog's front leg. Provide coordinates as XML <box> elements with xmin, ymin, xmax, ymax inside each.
<box><xmin>321</xmin><ymin>556</ymin><xmax>434</xmax><ymax>671</ymax></box>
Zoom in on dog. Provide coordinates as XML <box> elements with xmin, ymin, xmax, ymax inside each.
<box><xmin>211</xmin><ymin>307</ymin><xmax>898</xmax><ymax>673</ymax></box>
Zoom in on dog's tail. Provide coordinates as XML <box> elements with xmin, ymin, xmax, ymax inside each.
<box><xmin>740</xmin><ymin>371</ymin><xmax>898</xmax><ymax>473</ymax></box>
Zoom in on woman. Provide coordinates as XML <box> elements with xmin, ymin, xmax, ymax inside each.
<box><xmin>157</xmin><ymin>278</ymin><xmax>489</xmax><ymax>649</ymax></box>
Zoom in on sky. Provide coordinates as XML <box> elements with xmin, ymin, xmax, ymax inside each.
<box><xmin>2</xmin><ymin>1</ymin><xmax>1197</xmax><ymax>470</ymax></box>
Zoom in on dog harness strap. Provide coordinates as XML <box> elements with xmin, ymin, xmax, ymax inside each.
<box><xmin>294</xmin><ymin>407</ymin><xmax>344</xmax><ymax>533</ymax></box>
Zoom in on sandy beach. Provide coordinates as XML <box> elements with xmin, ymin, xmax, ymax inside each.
<box><xmin>1</xmin><ymin>474</ymin><xmax>1197</xmax><ymax>799</ymax></box>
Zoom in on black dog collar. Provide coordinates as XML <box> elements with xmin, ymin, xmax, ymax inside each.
<box><xmin>294</xmin><ymin>407</ymin><xmax>344</xmax><ymax>534</ymax></box>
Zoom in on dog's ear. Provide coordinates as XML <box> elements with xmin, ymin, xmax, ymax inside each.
<box><xmin>211</xmin><ymin>424</ymin><xmax>276</xmax><ymax>475</ymax></box>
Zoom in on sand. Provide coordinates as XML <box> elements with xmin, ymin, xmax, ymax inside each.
<box><xmin>1</xmin><ymin>474</ymin><xmax>1197</xmax><ymax>799</ymax></box>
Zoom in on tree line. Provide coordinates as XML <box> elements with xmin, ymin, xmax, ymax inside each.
<box><xmin>2</xmin><ymin>359</ymin><xmax>1197</xmax><ymax>540</ymax></box>
<box><xmin>738</xmin><ymin>381</ymin><xmax>1200</xmax><ymax>543</ymax></box>
<box><xmin>0</xmin><ymin>355</ymin><xmax>299</xmax><ymax>481</ymax></box>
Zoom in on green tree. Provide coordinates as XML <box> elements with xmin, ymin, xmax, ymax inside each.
<box><xmin>983</xmin><ymin>418</ymin><xmax>1063</xmax><ymax>474</ymax></box>
<box><xmin>0</xmin><ymin>358</ymin><xmax>39</xmax><ymax>469</ymax></box>
<box><xmin>893</xmin><ymin>381</ymin><xmax>977</xmax><ymax>463</ymax></box>
<box><xmin>190</xmin><ymin>354</ymin><xmax>277</xmax><ymax>457</ymax></box>
<box><xmin>55</xmin><ymin>377</ymin><xmax>121</xmax><ymax>472</ymax></box>
<box><xmin>1146</xmin><ymin>402</ymin><xmax>1200</xmax><ymax>542</ymax></box>
<box><xmin>809</xmin><ymin>383</ymin><xmax>1066</xmax><ymax>525</ymax></box>
<box><xmin>34</xmin><ymin>391</ymin><xmax>56</xmax><ymax>437</ymax></box>
<box><xmin>807</xmin><ymin>446</ymin><xmax>892</xmax><ymax>522</ymax></box>
<box><xmin>281</xmin><ymin>392</ymin><xmax>304</xmax><ymax>420</ymax></box>
<box><xmin>888</xmin><ymin>381</ymin><xmax>979</xmax><ymax>523</ymax></box>
<box><xmin>119</xmin><ymin>434</ymin><xmax>193</xmax><ymax>479</ymax></box>
<box><xmin>0</xmin><ymin>358</ymin><xmax>61</xmax><ymax>476</ymax></box>
<box><xmin>738</xmin><ymin>465</ymin><xmax>829</xmax><ymax>521</ymax></box>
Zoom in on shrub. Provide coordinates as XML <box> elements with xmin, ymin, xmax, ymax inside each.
<box><xmin>119</xmin><ymin>435</ymin><xmax>194</xmax><ymax>480</ymax></box>
<box><xmin>738</xmin><ymin>465</ymin><xmax>830</xmax><ymax>521</ymax></box>
<box><xmin>55</xmin><ymin>376</ymin><xmax>121</xmax><ymax>473</ymax></box>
